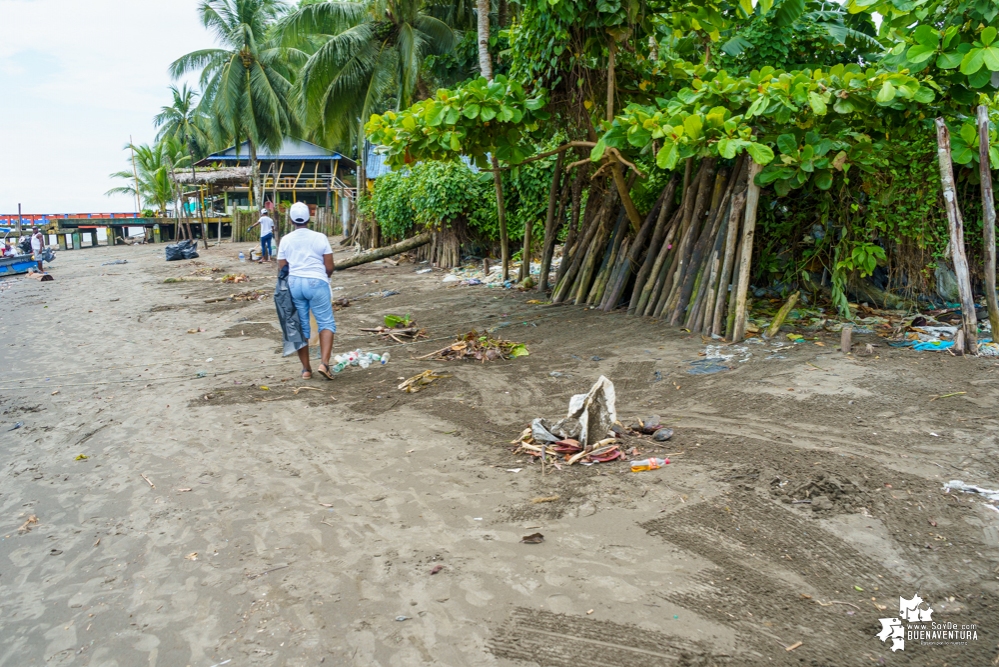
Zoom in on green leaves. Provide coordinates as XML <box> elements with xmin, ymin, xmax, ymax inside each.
<box><xmin>747</xmin><ymin>142</ymin><xmax>775</xmax><ymax>165</ymax></box>
<box><xmin>875</xmin><ymin>80</ymin><xmax>896</xmax><ymax>104</ymax></box>
<box><xmin>366</xmin><ymin>75</ymin><xmax>548</xmax><ymax>170</ymax></box>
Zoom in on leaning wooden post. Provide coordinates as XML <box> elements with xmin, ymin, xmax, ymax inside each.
<box><xmin>935</xmin><ymin>118</ymin><xmax>978</xmax><ymax>354</ymax></box>
<box><xmin>977</xmin><ymin>105</ymin><xmax>999</xmax><ymax>339</ymax></box>
<box><xmin>731</xmin><ymin>158</ymin><xmax>762</xmax><ymax>342</ymax></box>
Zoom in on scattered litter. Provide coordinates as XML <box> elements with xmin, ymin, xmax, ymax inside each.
<box><xmin>652</xmin><ymin>428</ymin><xmax>674</xmax><ymax>442</ymax></box>
<box><xmin>178</xmin><ymin>488</ymin><xmax>192</xmax><ymax>492</ymax></box>
<box><xmin>785</xmin><ymin>641</ymin><xmax>803</xmax><ymax>652</ymax></box>
<box><xmin>430</xmin><ymin>564</ymin><xmax>444</xmax><ymax>575</ymax></box>
<box><xmin>75</xmin><ymin>454</ymin><xmax>88</xmax><ymax>461</ymax></box>
<box><xmin>506</xmin><ymin>468</ymin><xmax>523</xmax><ymax>473</ymax></box>
<box><xmin>520</xmin><ymin>532</ymin><xmax>545</xmax><ymax>544</ymax></box>
<box><xmin>8</xmin><ymin>421</ymin><xmax>23</xmax><ymax>431</ymax></box>
<box><xmin>943</xmin><ymin>480</ymin><xmax>999</xmax><ymax>502</ymax></box>
<box><xmin>631</xmin><ymin>457</ymin><xmax>669</xmax><ymax>472</ymax></box>
<box><xmin>141</xmin><ymin>474</ymin><xmax>155</xmax><ymax>488</ymax></box>
<box><xmin>417</xmin><ymin>331</ymin><xmax>528</xmax><ymax>362</ymax></box>
<box><xmin>332</xmin><ymin>349</ymin><xmax>390</xmax><ymax>373</ymax></box>
<box><xmin>17</xmin><ymin>515</ymin><xmax>38</xmax><ymax>533</ymax></box>
<box><xmin>442</xmin><ymin>274</ymin><xmax>461</xmax><ymax>283</ymax></box>
<box><xmin>398</xmin><ymin>370</ymin><xmax>451</xmax><ymax>393</ymax></box>
<box><xmin>220</xmin><ymin>273</ymin><xmax>249</xmax><ymax>284</ymax></box>
<box><xmin>101</xmin><ymin>259</ymin><xmax>128</xmax><ymax>266</ymax></box>
<box><xmin>187</xmin><ymin>327</ymin><xmax>206</xmax><ymax>334</ymax></box>
<box><xmin>185</xmin><ymin>552</ymin><xmax>198</xmax><ymax>561</ymax></box>
<box><xmin>415</xmin><ymin>268</ymin><xmax>433</xmax><ymax>274</ymax></box>
<box><xmin>591</xmin><ymin>355</ymin><xmax>603</xmax><ymax>361</ymax></box>
<box><xmin>396</xmin><ymin>616</ymin><xmax>410</xmax><ymax>621</ymax></box>
<box><xmin>687</xmin><ymin>358</ymin><xmax>731</xmax><ymax>375</ymax></box>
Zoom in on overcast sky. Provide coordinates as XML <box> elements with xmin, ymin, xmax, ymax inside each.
<box><xmin>0</xmin><ymin>0</ymin><xmax>209</xmax><ymax>214</ymax></box>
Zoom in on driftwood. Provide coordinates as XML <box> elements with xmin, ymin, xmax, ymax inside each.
<box><xmin>334</xmin><ymin>231</ymin><xmax>432</xmax><ymax>271</ymax></box>
<box><xmin>935</xmin><ymin>118</ymin><xmax>978</xmax><ymax>354</ymax></box>
<box><xmin>765</xmin><ymin>291</ymin><xmax>800</xmax><ymax>338</ymax></box>
<box><xmin>978</xmin><ymin>105</ymin><xmax>999</xmax><ymax>338</ymax></box>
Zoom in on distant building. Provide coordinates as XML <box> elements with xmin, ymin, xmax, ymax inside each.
<box><xmin>197</xmin><ymin>138</ymin><xmax>356</xmax><ymax>215</ymax></box>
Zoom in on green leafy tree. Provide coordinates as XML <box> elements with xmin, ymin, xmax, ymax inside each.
<box><xmin>170</xmin><ymin>0</ymin><xmax>300</xmax><ymax>207</ymax></box>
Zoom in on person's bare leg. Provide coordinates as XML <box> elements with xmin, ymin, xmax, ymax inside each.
<box><xmin>297</xmin><ymin>345</ymin><xmax>312</xmax><ymax>378</ymax></box>
<box><xmin>319</xmin><ymin>330</ymin><xmax>334</xmax><ymax>368</ymax></box>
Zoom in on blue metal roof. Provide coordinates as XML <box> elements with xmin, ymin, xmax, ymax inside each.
<box><xmin>209</xmin><ymin>154</ymin><xmax>344</xmax><ymax>161</ymax></box>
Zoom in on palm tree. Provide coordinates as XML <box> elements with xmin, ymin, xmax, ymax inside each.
<box><xmin>154</xmin><ymin>84</ymin><xmax>211</xmax><ymax>170</ymax></box>
<box><xmin>280</xmin><ymin>0</ymin><xmax>455</xmax><ymax>246</ymax></box>
<box><xmin>170</xmin><ymin>0</ymin><xmax>300</xmax><ymax>207</ymax></box>
<box><xmin>107</xmin><ymin>141</ymin><xmax>191</xmax><ymax>217</ymax></box>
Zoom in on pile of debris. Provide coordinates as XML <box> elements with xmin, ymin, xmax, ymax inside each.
<box><xmin>220</xmin><ymin>273</ymin><xmax>249</xmax><ymax>284</ymax></box>
<box><xmin>513</xmin><ymin>376</ymin><xmax>674</xmax><ymax>468</ymax></box>
<box><xmin>361</xmin><ymin>314</ymin><xmax>428</xmax><ymax>344</ymax></box>
<box><xmin>418</xmin><ymin>330</ymin><xmax>528</xmax><ymax>362</ymax></box>
<box><xmin>398</xmin><ymin>370</ymin><xmax>451</xmax><ymax>393</ymax></box>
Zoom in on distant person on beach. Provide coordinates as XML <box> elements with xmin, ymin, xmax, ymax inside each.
<box><xmin>31</xmin><ymin>228</ymin><xmax>44</xmax><ymax>271</ymax></box>
<box><xmin>277</xmin><ymin>202</ymin><xmax>335</xmax><ymax>380</ymax></box>
<box><xmin>247</xmin><ymin>208</ymin><xmax>275</xmax><ymax>262</ymax></box>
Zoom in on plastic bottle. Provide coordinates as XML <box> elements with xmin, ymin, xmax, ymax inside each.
<box><xmin>379</xmin><ymin>352</ymin><xmax>390</xmax><ymax>365</ymax></box>
<box><xmin>358</xmin><ymin>355</ymin><xmax>371</xmax><ymax>369</ymax></box>
<box><xmin>630</xmin><ymin>457</ymin><xmax>669</xmax><ymax>472</ymax></box>
<box><xmin>332</xmin><ymin>360</ymin><xmax>348</xmax><ymax>373</ymax></box>
<box><xmin>238</xmin><ymin>252</ymin><xmax>245</xmax><ymax>262</ymax></box>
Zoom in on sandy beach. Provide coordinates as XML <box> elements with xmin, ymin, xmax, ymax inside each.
<box><xmin>1</xmin><ymin>241</ymin><xmax>998</xmax><ymax>666</ymax></box>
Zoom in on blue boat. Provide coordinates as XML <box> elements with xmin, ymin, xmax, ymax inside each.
<box><xmin>0</xmin><ymin>254</ymin><xmax>40</xmax><ymax>277</ymax></box>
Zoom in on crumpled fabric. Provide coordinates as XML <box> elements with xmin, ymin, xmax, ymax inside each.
<box><xmin>274</xmin><ymin>265</ymin><xmax>308</xmax><ymax>357</ymax></box>
<box><xmin>567</xmin><ymin>376</ymin><xmax>617</xmax><ymax>448</ymax></box>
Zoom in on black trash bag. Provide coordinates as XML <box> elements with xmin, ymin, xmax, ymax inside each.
<box><xmin>165</xmin><ymin>239</ymin><xmax>198</xmax><ymax>261</ymax></box>
<box><xmin>275</xmin><ymin>265</ymin><xmax>308</xmax><ymax>356</ymax></box>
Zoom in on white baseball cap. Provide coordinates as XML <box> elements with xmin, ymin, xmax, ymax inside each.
<box><xmin>261</xmin><ymin>208</ymin><xmax>269</xmax><ymax>215</ymax></box>
<box><xmin>289</xmin><ymin>202</ymin><xmax>310</xmax><ymax>224</ymax></box>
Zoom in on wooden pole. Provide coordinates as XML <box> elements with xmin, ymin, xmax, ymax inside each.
<box><xmin>129</xmin><ymin>137</ymin><xmax>141</xmax><ymax>214</ymax></box>
<box><xmin>977</xmin><ymin>105</ymin><xmax>999</xmax><ymax>339</ymax></box>
<box><xmin>935</xmin><ymin>118</ymin><xmax>978</xmax><ymax>354</ymax></box>
<box><xmin>731</xmin><ymin>159</ymin><xmax>763</xmax><ymax>342</ymax></box>
<box><xmin>491</xmin><ymin>156</ymin><xmax>510</xmax><ymax>281</ymax></box>
<box><xmin>712</xmin><ymin>185</ymin><xmax>747</xmax><ymax>335</ymax></box>
<box><xmin>841</xmin><ymin>324</ymin><xmax>852</xmax><ymax>354</ymax></box>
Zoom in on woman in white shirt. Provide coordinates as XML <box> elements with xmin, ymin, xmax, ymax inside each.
<box><xmin>276</xmin><ymin>203</ymin><xmax>336</xmax><ymax>379</ymax></box>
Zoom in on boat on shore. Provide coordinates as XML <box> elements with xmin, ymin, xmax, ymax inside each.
<box><xmin>0</xmin><ymin>254</ymin><xmax>41</xmax><ymax>277</ymax></box>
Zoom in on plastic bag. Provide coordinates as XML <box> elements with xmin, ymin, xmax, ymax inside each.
<box><xmin>165</xmin><ymin>239</ymin><xmax>199</xmax><ymax>261</ymax></box>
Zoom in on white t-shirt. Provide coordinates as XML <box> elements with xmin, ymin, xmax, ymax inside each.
<box><xmin>277</xmin><ymin>228</ymin><xmax>333</xmax><ymax>281</ymax></box>
<box><xmin>258</xmin><ymin>216</ymin><xmax>274</xmax><ymax>237</ymax></box>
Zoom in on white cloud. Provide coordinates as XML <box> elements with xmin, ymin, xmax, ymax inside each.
<box><xmin>0</xmin><ymin>0</ymin><xmax>213</xmax><ymax>213</ymax></box>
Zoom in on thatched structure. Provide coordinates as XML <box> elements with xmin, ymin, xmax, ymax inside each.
<box><xmin>174</xmin><ymin>167</ymin><xmax>251</xmax><ymax>188</ymax></box>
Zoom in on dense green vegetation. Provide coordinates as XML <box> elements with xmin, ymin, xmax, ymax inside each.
<box><xmin>120</xmin><ymin>0</ymin><xmax>999</xmax><ymax>321</ymax></box>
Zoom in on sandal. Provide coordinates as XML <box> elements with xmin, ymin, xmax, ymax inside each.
<box><xmin>316</xmin><ymin>363</ymin><xmax>334</xmax><ymax>380</ymax></box>
<box><xmin>301</xmin><ymin>368</ymin><xmax>312</xmax><ymax>380</ymax></box>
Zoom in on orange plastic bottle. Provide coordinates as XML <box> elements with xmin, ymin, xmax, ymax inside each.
<box><xmin>630</xmin><ymin>457</ymin><xmax>669</xmax><ymax>472</ymax></box>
